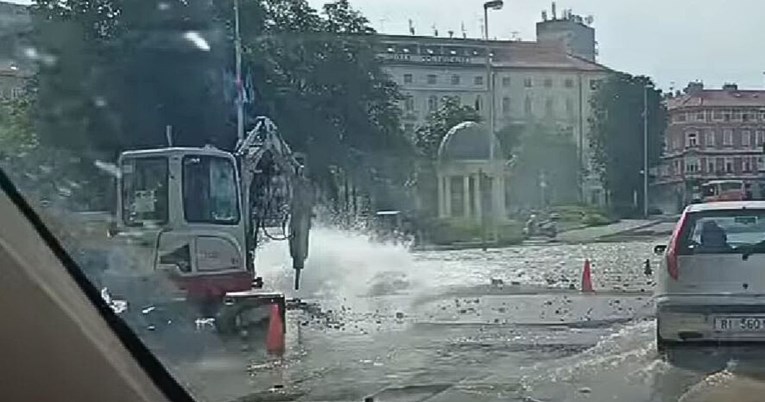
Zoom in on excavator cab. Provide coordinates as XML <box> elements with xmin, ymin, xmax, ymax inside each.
<box><xmin>114</xmin><ymin>147</ymin><xmax>253</xmax><ymax>303</ymax></box>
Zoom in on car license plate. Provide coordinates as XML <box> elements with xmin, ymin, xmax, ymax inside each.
<box><xmin>714</xmin><ymin>316</ymin><xmax>765</xmax><ymax>332</ymax></box>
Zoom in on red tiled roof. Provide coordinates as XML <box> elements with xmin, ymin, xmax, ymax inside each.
<box><xmin>667</xmin><ymin>90</ymin><xmax>765</xmax><ymax>109</ymax></box>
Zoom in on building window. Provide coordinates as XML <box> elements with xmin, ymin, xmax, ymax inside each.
<box><xmin>524</xmin><ymin>96</ymin><xmax>533</xmax><ymax>116</ymax></box>
<box><xmin>743</xmin><ymin>111</ymin><xmax>753</xmax><ymax>122</ymax></box>
<box><xmin>524</xmin><ymin>78</ymin><xmax>533</xmax><ymax>88</ymax></box>
<box><xmin>708</xmin><ymin>160</ymin><xmax>715</xmax><ymax>173</ymax></box>
<box><xmin>760</xmin><ymin>111</ymin><xmax>765</xmax><ymax>121</ymax></box>
<box><xmin>474</xmin><ymin>76</ymin><xmax>484</xmax><ymax>86</ymax></box>
<box><xmin>744</xmin><ymin>157</ymin><xmax>753</xmax><ymax>172</ymax></box>
<box><xmin>724</xmin><ymin>110</ymin><xmax>732</xmax><ymax>122</ymax></box>
<box><xmin>427</xmin><ymin>74</ymin><xmax>437</xmax><ymax>84</ymax></box>
<box><xmin>502</xmin><ymin>97</ymin><xmax>511</xmax><ymax>115</ymax></box>
<box><xmin>758</xmin><ymin>130</ymin><xmax>765</xmax><ymax>146</ymax></box>
<box><xmin>706</xmin><ymin>130</ymin><xmax>715</xmax><ymax>147</ymax></box>
<box><xmin>589</xmin><ymin>79</ymin><xmax>602</xmax><ymax>90</ymax></box>
<box><xmin>725</xmin><ymin>157</ymin><xmax>734</xmax><ymax>173</ymax></box>
<box><xmin>686</xmin><ymin>158</ymin><xmax>700</xmax><ymax>173</ymax></box>
<box><xmin>716</xmin><ymin>157</ymin><xmax>724</xmax><ymax>173</ymax></box>
<box><xmin>564</xmin><ymin>78</ymin><xmax>574</xmax><ymax>88</ymax></box>
<box><xmin>743</xmin><ymin>130</ymin><xmax>752</xmax><ymax>147</ymax></box>
<box><xmin>474</xmin><ymin>95</ymin><xmax>482</xmax><ymax>111</ymax></box>
<box><xmin>404</xmin><ymin>95</ymin><xmax>414</xmax><ymax>111</ymax></box>
<box><xmin>695</xmin><ymin>111</ymin><xmax>705</xmax><ymax>121</ymax></box>
<box><xmin>723</xmin><ymin>129</ymin><xmax>734</xmax><ymax>146</ymax></box>
<box><xmin>403</xmin><ymin>74</ymin><xmax>413</xmax><ymax>84</ymax></box>
<box><xmin>686</xmin><ymin>132</ymin><xmax>698</xmax><ymax>148</ymax></box>
<box><xmin>502</xmin><ymin>76</ymin><xmax>511</xmax><ymax>87</ymax></box>
<box><xmin>450</xmin><ymin>75</ymin><xmax>460</xmax><ymax>85</ymax></box>
<box><xmin>545</xmin><ymin>98</ymin><xmax>554</xmax><ymax>116</ymax></box>
<box><xmin>732</xmin><ymin>110</ymin><xmax>742</xmax><ymax>121</ymax></box>
<box><xmin>675</xmin><ymin>113</ymin><xmax>686</xmax><ymax>123</ymax></box>
<box><xmin>544</xmin><ymin>78</ymin><xmax>553</xmax><ymax>88</ymax></box>
<box><xmin>428</xmin><ymin>95</ymin><xmax>438</xmax><ymax>112</ymax></box>
<box><xmin>713</xmin><ymin>110</ymin><xmax>723</xmax><ymax>121</ymax></box>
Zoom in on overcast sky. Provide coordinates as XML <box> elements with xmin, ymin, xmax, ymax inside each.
<box><xmin>9</xmin><ymin>0</ymin><xmax>764</xmax><ymax>91</ymax></box>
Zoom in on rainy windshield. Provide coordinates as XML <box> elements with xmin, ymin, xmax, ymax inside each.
<box><xmin>9</xmin><ymin>0</ymin><xmax>765</xmax><ymax>401</ymax></box>
<box><xmin>121</xmin><ymin>157</ymin><xmax>169</xmax><ymax>226</ymax></box>
<box><xmin>183</xmin><ymin>155</ymin><xmax>239</xmax><ymax>224</ymax></box>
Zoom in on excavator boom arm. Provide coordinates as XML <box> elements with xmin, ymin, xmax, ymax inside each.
<box><xmin>235</xmin><ymin>117</ymin><xmax>312</xmax><ymax>290</ymax></box>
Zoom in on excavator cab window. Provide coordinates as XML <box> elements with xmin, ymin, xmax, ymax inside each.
<box><xmin>121</xmin><ymin>157</ymin><xmax>169</xmax><ymax>227</ymax></box>
<box><xmin>182</xmin><ymin>155</ymin><xmax>240</xmax><ymax>225</ymax></box>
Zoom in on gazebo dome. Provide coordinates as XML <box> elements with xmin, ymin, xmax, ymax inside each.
<box><xmin>437</xmin><ymin>121</ymin><xmax>502</xmax><ymax>161</ymax></box>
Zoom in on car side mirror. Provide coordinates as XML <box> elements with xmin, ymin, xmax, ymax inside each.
<box><xmin>654</xmin><ymin>244</ymin><xmax>667</xmax><ymax>255</ymax></box>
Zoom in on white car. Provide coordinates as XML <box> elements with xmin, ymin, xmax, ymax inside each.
<box><xmin>655</xmin><ymin>201</ymin><xmax>765</xmax><ymax>350</ymax></box>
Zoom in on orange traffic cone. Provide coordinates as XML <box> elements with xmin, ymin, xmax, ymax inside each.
<box><xmin>266</xmin><ymin>303</ymin><xmax>285</xmax><ymax>355</ymax></box>
<box><xmin>581</xmin><ymin>259</ymin><xmax>594</xmax><ymax>293</ymax></box>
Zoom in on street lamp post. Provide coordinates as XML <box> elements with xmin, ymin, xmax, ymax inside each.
<box><xmin>643</xmin><ymin>83</ymin><xmax>654</xmax><ymax>218</ymax></box>
<box><xmin>234</xmin><ymin>0</ymin><xmax>244</xmax><ymax>143</ymax></box>
<box><xmin>483</xmin><ymin>0</ymin><xmax>503</xmax><ymax>165</ymax></box>
<box><xmin>483</xmin><ymin>0</ymin><xmax>503</xmax><ymax>242</ymax></box>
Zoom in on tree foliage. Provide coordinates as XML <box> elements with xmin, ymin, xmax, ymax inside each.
<box><xmin>28</xmin><ymin>0</ymin><xmax>411</xmax><ymax>210</ymax></box>
<box><xmin>414</xmin><ymin>96</ymin><xmax>481</xmax><ymax>160</ymax></box>
<box><xmin>507</xmin><ymin>123</ymin><xmax>579</xmax><ymax>208</ymax></box>
<box><xmin>589</xmin><ymin>73</ymin><xmax>667</xmax><ymax>214</ymax></box>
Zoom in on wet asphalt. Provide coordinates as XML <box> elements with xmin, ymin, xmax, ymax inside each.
<box><xmin>142</xmin><ymin>229</ymin><xmax>765</xmax><ymax>402</ymax></box>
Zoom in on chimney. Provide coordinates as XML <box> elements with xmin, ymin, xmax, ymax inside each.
<box><xmin>722</xmin><ymin>83</ymin><xmax>738</xmax><ymax>92</ymax></box>
<box><xmin>685</xmin><ymin>82</ymin><xmax>704</xmax><ymax>95</ymax></box>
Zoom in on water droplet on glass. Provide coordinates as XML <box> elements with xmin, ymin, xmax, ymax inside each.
<box><xmin>183</xmin><ymin>31</ymin><xmax>210</xmax><ymax>51</ymax></box>
<box><xmin>93</xmin><ymin>96</ymin><xmax>108</xmax><ymax>108</ymax></box>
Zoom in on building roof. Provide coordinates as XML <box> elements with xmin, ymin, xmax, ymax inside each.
<box><xmin>437</xmin><ymin>121</ymin><xmax>502</xmax><ymax>161</ymax></box>
<box><xmin>377</xmin><ymin>34</ymin><xmax>609</xmax><ymax>72</ymax></box>
<box><xmin>492</xmin><ymin>45</ymin><xmax>609</xmax><ymax>71</ymax></box>
<box><xmin>667</xmin><ymin>90</ymin><xmax>765</xmax><ymax>109</ymax></box>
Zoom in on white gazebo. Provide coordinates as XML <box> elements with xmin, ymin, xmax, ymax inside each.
<box><xmin>436</xmin><ymin>121</ymin><xmax>508</xmax><ymax>222</ymax></box>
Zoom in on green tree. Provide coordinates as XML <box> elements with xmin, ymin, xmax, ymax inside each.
<box><xmin>414</xmin><ymin>96</ymin><xmax>481</xmax><ymax>159</ymax></box>
<box><xmin>508</xmin><ymin>123</ymin><xmax>579</xmax><ymax>207</ymax></box>
<box><xmin>589</xmin><ymin>73</ymin><xmax>667</xmax><ymax>215</ymax></box>
<box><xmin>29</xmin><ymin>0</ymin><xmax>412</xmax><ymax>213</ymax></box>
<box><xmin>233</xmin><ymin>0</ymin><xmax>412</xmax><ymax>211</ymax></box>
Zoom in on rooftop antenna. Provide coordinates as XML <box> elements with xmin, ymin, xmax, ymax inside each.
<box><xmin>165</xmin><ymin>125</ymin><xmax>173</xmax><ymax>147</ymax></box>
<box><xmin>461</xmin><ymin>21</ymin><xmax>467</xmax><ymax>38</ymax></box>
<box><xmin>432</xmin><ymin>23</ymin><xmax>438</xmax><ymax>36</ymax></box>
<box><xmin>408</xmin><ymin>19</ymin><xmax>415</xmax><ymax>35</ymax></box>
<box><xmin>448</xmin><ymin>29</ymin><xmax>454</xmax><ymax>38</ymax></box>
<box><xmin>511</xmin><ymin>31</ymin><xmax>520</xmax><ymax>41</ymax></box>
<box><xmin>551</xmin><ymin>2</ymin><xmax>557</xmax><ymax>19</ymax></box>
<box><xmin>542</xmin><ymin>10</ymin><xmax>548</xmax><ymax>21</ymax></box>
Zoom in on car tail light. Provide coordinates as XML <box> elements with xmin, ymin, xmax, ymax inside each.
<box><xmin>666</xmin><ymin>212</ymin><xmax>688</xmax><ymax>280</ymax></box>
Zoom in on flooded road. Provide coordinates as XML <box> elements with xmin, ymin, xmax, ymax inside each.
<box><xmin>159</xmin><ymin>228</ymin><xmax>765</xmax><ymax>402</ymax></box>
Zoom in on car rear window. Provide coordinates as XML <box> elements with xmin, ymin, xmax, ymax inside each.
<box><xmin>678</xmin><ymin>209</ymin><xmax>765</xmax><ymax>254</ymax></box>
